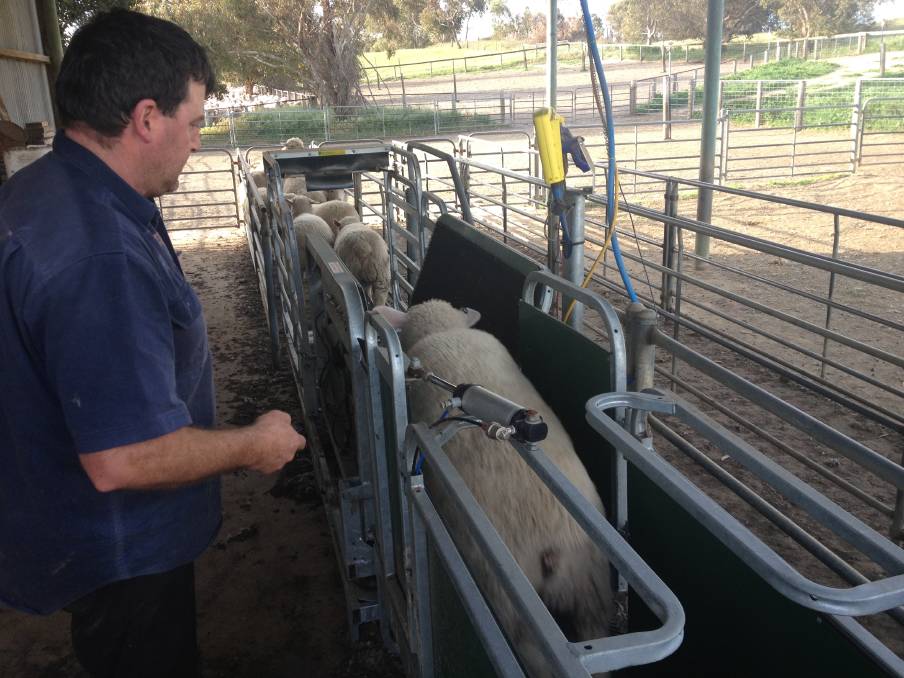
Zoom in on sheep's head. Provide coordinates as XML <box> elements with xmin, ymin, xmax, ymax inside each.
<box><xmin>285</xmin><ymin>193</ymin><xmax>312</xmax><ymax>216</ymax></box>
<box><xmin>374</xmin><ymin>299</ymin><xmax>480</xmax><ymax>351</ymax></box>
<box><xmin>282</xmin><ymin>137</ymin><xmax>306</xmax><ymax>150</ymax></box>
<box><xmin>338</xmin><ymin>215</ymin><xmax>362</xmax><ymax>229</ymax></box>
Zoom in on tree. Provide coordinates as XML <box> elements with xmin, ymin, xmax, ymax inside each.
<box><xmin>55</xmin><ymin>0</ymin><xmax>137</xmax><ymax>41</ymax></box>
<box><xmin>366</xmin><ymin>0</ymin><xmax>433</xmax><ymax>54</ymax></box>
<box><xmin>767</xmin><ymin>0</ymin><xmax>876</xmax><ymax>37</ymax></box>
<box><xmin>608</xmin><ymin>0</ymin><xmax>670</xmax><ymax>43</ymax></box>
<box><xmin>142</xmin><ymin>0</ymin><xmax>369</xmax><ymax>106</ymax></box>
<box><xmin>420</xmin><ymin>0</ymin><xmax>488</xmax><ymax>47</ymax></box>
<box><xmin>560</xmin><ymin>15</ymin><xmax>586</xmax><ymax>41</ymax></box>
<box><xmin>608</xmin><ymin>0</ymin><xmax>874</xmax><ymax>42</ymax></box>
<box><xmin>591</xmin><ymin>13</ymin><xmax>605</xmax><ymax>40</ymax></box>
<box><xmin>255</xmin><ymin>0</ymin><xmax>369</xmax><ymax>106</ymax></box>
<box><xmin>489</xmin><ymin>0</ymin><xmax>513</xmax><ymax>37</ymax></box>
<box><xmin>141</xmin><ymin>0</ymin><xmax>289</xmax><ymax>95</ymax></box>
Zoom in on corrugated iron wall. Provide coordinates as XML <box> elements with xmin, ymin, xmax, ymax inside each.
<box><xmin>0</xmin><ymin>0</ymin><xmax>54</xmax><ymax>128</ymax></box>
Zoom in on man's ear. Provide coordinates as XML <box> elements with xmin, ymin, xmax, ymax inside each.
<box><xmin>128</xmin><ymin>98</ymin><xmax>160</xmax><ymax>143</ymax></box>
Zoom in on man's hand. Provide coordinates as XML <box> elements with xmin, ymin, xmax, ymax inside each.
<box><xmin>79</xmin><ymin>411</ymin><xmax>307</xmax><ymax>492</ymax></box>
<box><xmin>247</xmin><ymin>410</ymin><xmax>306</xmax><ymax>474</ymax></box>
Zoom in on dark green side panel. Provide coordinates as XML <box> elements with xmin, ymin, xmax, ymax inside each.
<box><xmin>428</xmin><ymin>538</ymin><xmax>499</xmax><ymax>678</ymax></box>
<box><xmin>378</xmin><ymin>377</ymin><xmax>406</xmax><ymax>583</ymax></box>
<box><xmin>516</xmin><ymin>301</ymin><xmax>616</xmax><ymax>513</ymax></box>
<box><xmin>622</xmin><ymin>468</ymin><xmax>891</xmax><ymax>677</ymax></box>
<box><xmin>410</xmin><ymin>214</ymin><xmax>541</xmax><ymax>357</ymax></box>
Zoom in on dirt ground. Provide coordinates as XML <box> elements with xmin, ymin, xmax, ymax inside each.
<box><xmin>0</xmin><ymin>227</ymin><xmax>402</xmax><ymax>678</ymax></box>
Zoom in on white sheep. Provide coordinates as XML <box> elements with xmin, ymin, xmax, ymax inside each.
<box><xmin>250</xmin><ymin>169</ymin><xmax>267</xmax><ymax>189</ymax></box>
<box><xmin>325</xmin><ymin>188</ymin><xmax>347</xmax><ymax>202</ymax></box>
<box><xmin>284</xmin><ymin>193</ymin><xmax>312</xmax><ymax>218</ymax></box>
<box><xmin>282</xmin><ymin>175</ymin><xmax>308</xmax><ymax>195</ymax></box>
<box><xmin>333</xmin><ymin>221</ymin><xmax>390</xmax><ymax>306</ymax></box>
<box><xmin>386</xmin><ymin>299</ymin><xmax>615</xmax><ymax>676</ymax></box>
<box><xmin>292</xmin><ymin>213</ymin><xmax>334</xmax><ymax>267</ymax></box>
<box><xmin>305</xmin><ymin>190</ymin><xmax>328</xmax><ymax>203</ymax></box>
<box><xmin>282</xmin><ymin>137</ymin><xmax>306</xmax><ymax>150</ymax></box>
<box><xmin>312</xmin><ymin>200</ymin><xmax>361</xmax><ymax>238</ymax></box>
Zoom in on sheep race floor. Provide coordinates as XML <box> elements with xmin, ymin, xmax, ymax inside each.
<box><xmin>0</xmin><ymin>227</ymin><xmax>402</xmax><ymax>678</ymax></box>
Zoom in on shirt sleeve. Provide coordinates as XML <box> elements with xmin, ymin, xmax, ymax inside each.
<box><xmin>25</xmin><ymin>251</ymin><xmax>192</xmax><ymax>454</ymax></box>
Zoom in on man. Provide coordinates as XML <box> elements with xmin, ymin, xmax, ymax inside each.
<box><xmin>0</xmin><ymin>9</ymin><xmax>305</xmax><ymax>677</ymax></box>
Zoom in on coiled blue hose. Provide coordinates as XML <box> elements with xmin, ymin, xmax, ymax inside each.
<box><xmin>578</xmin><ymin>0</ymin><xmax>639</xmax><ymax>303</ymax></box>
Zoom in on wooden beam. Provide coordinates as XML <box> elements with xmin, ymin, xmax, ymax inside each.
<box><xmin>0</xmin><ymin>48</ymin><xmax>51</xmax><ymax>65</ymax></box>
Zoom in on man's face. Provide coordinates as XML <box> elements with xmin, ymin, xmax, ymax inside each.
<box><xmin>148</xmin><ymin>80</ymin><xmax>206</xmax><ymax>197</ymax></box>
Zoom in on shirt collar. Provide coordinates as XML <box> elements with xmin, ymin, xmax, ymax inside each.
<box><xmin>52</xmin><ymin>129</ymin><xmax>159</xmax><ymax>227</ymax></box>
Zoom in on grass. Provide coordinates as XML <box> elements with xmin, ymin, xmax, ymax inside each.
<box><xmin>363</xmin><ymin>39</ymin><xmax>528</xmax><ymax>69</ymax></box>
<box><xmin>362</xmin><ymin>39</ymin><xmax>581</xmax><ymax>81</ymax></box>
<box><xmin>725</xmin><ymin>58</ymin><xmax>838</xmax><ymax>81</ymax></box>
<box><xmin>201</xmin><ymin>105</ymin><xmax>497</xmax><ymax>146</ymax></box>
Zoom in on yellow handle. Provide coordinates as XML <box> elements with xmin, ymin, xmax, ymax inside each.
<box><xmin>533</xmin><ymin>108</ymin><xmax>565</xmax><ymax>185</ymax></box>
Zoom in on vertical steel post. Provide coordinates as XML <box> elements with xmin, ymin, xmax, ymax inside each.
<box><xmin>688</xmin><ymin>77</ymin><xmax>697</xmax><ymax>119</ymax></box>
<box><xmin>755</xmin><ymin>80</ymin><xmax>764</xmax><ymax>127</ymax></box>
<box><xmin>546</xmin><ymin>0</ymin><xmax>557</xmax><ymax>108</ymax></box>
<box><xmin>695</xmin><ymin>0</ymin><xmax>725</xmax><ymax>268</ymax></box>
<box><xmin>820</xmin><ymin>214</ymin><xmax>840</xmax><ymax>379</ymax></box>
<box><xmin>661</xmin><ymin>179</ymin><xmax>679</xmax><ymax>311</ymax></box>
<box><xmin>850</xmin><ymin>78</ymin><xmax>862</xmax><ymax>171</ymax></box>
<box><xmin>795</xmin><ymin>81</ymin><xmax>807</xmax><ymax>130</ymax></box>
<box><xmin>662</xmin><ymin>75</ymin><xmax>672</xmax><ymax>139</ymax></box>
<box><xmin>563</xmin><ymin>188</ymin><xmax>587</xmax><ymax>329</ymax></box>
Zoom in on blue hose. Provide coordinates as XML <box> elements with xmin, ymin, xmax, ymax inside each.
<box><xmin>578</xmin><ymin>0</ymin><xmax>639</xmax><ymax>303</ymax></box>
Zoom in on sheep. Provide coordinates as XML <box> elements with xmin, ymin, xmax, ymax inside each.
<box><xmin>324</xmin><ymin>188</ymin><xmax>347</xmax><ymax>202</ymax></box>
<box><xmin>250</xmin><ymin>169</ymin><xmax>267</xmax><ymax>189</ymax></box>
<box><xmin>336</xmin><ymin>214</ymin><xmax>362</xmax><ymax>228</ymax></box>
<box><xmin>384</xmin><ymin>299</ymin><xmax>615</xmax><ymax>677</ymax></box>
<box><xmin>312</xmin><ymin>200</ymin><xmax>361</xmax><ymax>238</ymax></box>
<box><xmin>284</xmin><ymin>192</ymin><xmax>312</xmax><ymax>218</ymax></box>
<box><xmin>333</xmin><ymin>221</ymin><xmax>390</xmax><ymax>306</ymax></box>
<box><xmin>282</xmin><ymin>137</ymin><xmax>306</xmax><ymax>150</ymax></box>
<box><xmin>305</xmin><ymin>190</ymin><xmax>328</xmax><ymax>204</ymax></box>
<box><xmin>282</xmin><ymin>175</ymin><xmax>308</xmax><ymax>195</ymax></box>
<box><xmin>292</xmin><ymin>213</ymin><xmax>334</xmax><ymax>267</ymax></box>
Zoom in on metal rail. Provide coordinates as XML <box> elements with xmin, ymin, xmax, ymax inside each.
<box><xmin>587</xmin><ymin>391</ymin><xmax>904</xmax><ymax>616</ymax></box>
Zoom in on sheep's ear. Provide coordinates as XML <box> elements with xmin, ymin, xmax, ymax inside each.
<box><xmin>462</xmin><ymin>307</ymin><xmax>481</xmax><ymax>327</ymax></box>
<box><xmin>373</xmin><ymin>305</ymin><xmax>407</xmax><ymax>329</ymax></box>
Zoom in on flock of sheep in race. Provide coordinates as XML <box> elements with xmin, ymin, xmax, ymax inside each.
<box><xmin>246</xmin><ymin>143</ymin><xmax>616</xmax><ymax>674</ymax></box>
<box><xmin>250</xmin><ymin>137</ymin><xmax>390</xmax><ymax>305</ymax></box>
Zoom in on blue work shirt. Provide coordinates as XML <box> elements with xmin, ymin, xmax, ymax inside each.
<box><xmin>0</xmin><ymin>131</ymin><xmax>221</xmax><ymax>614</ymax></box>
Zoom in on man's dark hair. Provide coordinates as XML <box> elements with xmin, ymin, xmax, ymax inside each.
<box><xmin>56</xmin><ymin>9</ymin><xmax>217</xmax><ymax>136</ymax></box>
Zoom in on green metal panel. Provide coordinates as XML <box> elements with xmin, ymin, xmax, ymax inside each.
<box><xmin>410</xmin><ymin>214</ymin><xmax>541</xmax><ymax>357</ymax></box>
<box><xmin>516</xmin><ymin>301</ymin><xmax>616</xmax><ymax>513</ymax></box>
<box><xmin>428</xmin><ymin>537</ymin><xmax>499</xmax><ymax>678</ymax></box>
<box><xmin>379</xmin><ymin>378</ymin><xmax>406</xmax><ymax>583</ymax></box>
<box><xmin>621</xmin><ymin>468</ymin><xmax>891</xmax><ymax>677</ymax></box>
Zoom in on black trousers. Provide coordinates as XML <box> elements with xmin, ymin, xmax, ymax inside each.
<box><xmin>66</xmin><ymin>563</ymin><xmax>200</xmax><ymax>678</ymax></box>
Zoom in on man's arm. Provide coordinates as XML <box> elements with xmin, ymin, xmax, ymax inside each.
<box><xmin>79</xmin><ymin>410</ymin><xmax>304</xmax><ymax>492</ymax></box>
